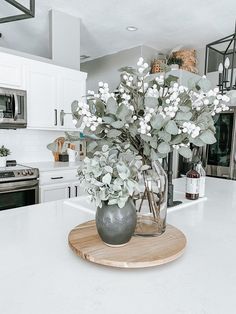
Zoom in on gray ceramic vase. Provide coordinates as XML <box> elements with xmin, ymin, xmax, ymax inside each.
<box><xmin>96</xmin><ymin>198</ymin><xmax>137</xmax><ymax>247</ymax></box>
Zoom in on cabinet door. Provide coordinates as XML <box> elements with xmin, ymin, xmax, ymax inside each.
<box><xmin>0</xmin><ymin>52</ymin><xmax>25</xmax><ymax>89</ymax></box>
<box><xmin>40</xmin><ymin>184</ymin><xmax>70</xmax><ymax>203</ymax></box>
<box><xmin>27</xmin><ymin>61</ymin><xmax>58</xmax><ymax>129</ymax></box>
<box><xmin>58</xmin><ymin>68</ymin><xmax>87</xmax><ymax>130</ymax></box>
<box><xmin>71</xmin><ymin>184</ymin><xmax>84</xmax><ymax>198</ymax></box>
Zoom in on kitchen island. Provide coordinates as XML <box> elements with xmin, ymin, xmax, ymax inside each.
<box><xmin>0</xmin><ymin>177</ymin><xmax>236</xmax><ymax>314</ymax></box>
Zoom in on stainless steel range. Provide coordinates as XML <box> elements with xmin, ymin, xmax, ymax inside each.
<box><xmin>0</xmin><ymin>164</ymin><xmax>39</xmax><ymax>211</ymax></box>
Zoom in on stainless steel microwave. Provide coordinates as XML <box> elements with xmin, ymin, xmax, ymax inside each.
<box><xmin>0</xmin><ymin>87</ymin><xmax>27</xmax><ymax>129</ymax></box>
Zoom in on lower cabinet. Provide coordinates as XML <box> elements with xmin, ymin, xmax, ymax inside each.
<box><xmin>39</xmin><ymin>168</ymin><xmax>82</xmax><ymax>203</ymax></box>
<box><xmin>39</xmin><ymin>181</ymin><xmax>81</xmax><ymax>203</ymax></box>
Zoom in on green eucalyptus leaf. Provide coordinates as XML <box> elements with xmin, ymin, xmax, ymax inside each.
<box><xmin>71</xmin><ymin>100</ymin><xmax>78</xmax><ymax>113</ymax></box>
<box><xmin>175</xmin><ymin>112</ymin><xmax>192</xmax><ymax>121</ymax></box>
<box><xmin>106</xmin><ymin>97</ymin><xmax>117</xmax><ymax>114</ymax></box>
<box><xmin>145</xmin><ymin>97</ymin><xmax>158</xmax><ymax>108</ymax></box>
<box><xmin>103</xmin><ymin>115</ymin><xmax>115</xmax><ymax>124</ymax></box>
<box><xmin>170</xmin><ymin>134</ymin><xmax>186</xmax><ymax>144</ymax></box>
<box><xmin>151</xmin><ymin>148</ymin><xmax>159</xmax><ymax>160</ymax></box>
<box><xmin>165</xmin><ymin>120</ymin><xmax>179</xmax><ymax>135</ymax></box>
<box><xmin>111</xmin><ymin>120</ymin><xmax>125</xmax><ymax>128</ymax></box>
<box><xmin>143</xmin><ymin>142</ymin><xmax>150</xmax><ymax>156</ymax></box>
<box><xmin>179</xmin><ymin>105</ymin><xmax>191</xmax><ymax>112</ymax></box>
<box><xmin>178</xmin><ymin>146</ymin><xmax>192</xmax><ymax>159</ymax></box>
<box><xmin>158</xmin><ymin>142</ymin><xmax>170</xmax><ymax>154</ymax></box>
<box><xmin>158</xmin><ymin>130</ymin><xmax>171</xmax><ymax>142</ymax></box>
<box><xmin>117</xmin><ymin>104</ymin><xmax>130</xmax><ymax>120</ymax></box>
<box><xmin>189</xmin><ymin>137</ymin><xmax>206</xmax><ymax>147</ymax></box>
<box><xmin>150</xmin><ymin>137</ymin><xmax>158</xmax><ymax>149</ymax></box>
<box><xmin>144</xmin><ymin>73</ymin><xmax>160</xmax><ymax>83</ymax></box>
<box><xmin>150</xmin><ymin>114</ymin><xmax>164</xmax><ymax>130</ymax></box>
<box><xmin>141</xmin><ymin>134</ymin><xmax>151</xmax><ymax>142</ymax></box>
<box><xmin>107</xmin><ymin>129</ymin><xmax>122</xmax><ymax>138</ymax></box>
<box><xmin>119</xmin><ymin>66</ymin><xmax>136</xmax><ymax>75</ymax></box>
<box><xmin>197</xmin><ymin>77</ymin><xmax>212</xmax><ymax>92</ymax></box>
<box><xmin>199</xmin><ymin>129</ymin><xmax>216</xmax><ymax>144</ymax></box>
<box><xmin>165</xmin><ymin>75</ymin><xmax>178</xmax><ymax>86</ymax></box>
<box><xmin>129</xmin><ymin>124</ymin><xmax>138</xmax><ymax>137</ymax></box>
<box><xmin>87</xmin><ymin>141</ymin><xmax>98</xmax><ymax>152</ymax></box>
<box><xmin>102</xmin><ymin>173</ymin><xmax>112</xmax><ymax>185</ymax></box>
<box><xmin>83</xmin><ymin>126</ymin><xmax>94</xmax><ymax>136</ymax></box>
<box><xmin>95</xmin><ymin>100</ymin><xmax>105</xmax><ymax>116</ymax></box>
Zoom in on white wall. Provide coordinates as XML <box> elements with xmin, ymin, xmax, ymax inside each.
<box><xmin>80</xmin><ymin>45</ymin><xmax>158</xmax><ymax>91</ymax></box>
<box><xmin>81</xmin><ymin>45</ymin><xmax>207</xmax><ymax>91</ymax></box>
<box><xmin>0</xmin><ymin>129</ymin><xmax>64</xmax><ymax>163</ymax></box>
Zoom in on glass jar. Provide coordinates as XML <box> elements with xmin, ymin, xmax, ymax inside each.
<box><xmin>134</xmin><ymin>159</ymin><xmax>167</xmax><ymax>237</ymax></box>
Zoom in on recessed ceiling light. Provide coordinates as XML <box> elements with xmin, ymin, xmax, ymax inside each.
<box><xmin>126</xmin><ymin>26</ymin><xmax>138</xmax><ymax>32</ymax></box>
<box><xmin>80</xmin><ymin>55</ymin><xmax>90</xmax><ymax>60</ymax></box>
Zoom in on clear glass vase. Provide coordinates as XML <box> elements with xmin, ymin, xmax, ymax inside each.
<box><xmin>134</xmin><ymin>159</ymin><xmax>168</xmax><ymax>237</ymax></box>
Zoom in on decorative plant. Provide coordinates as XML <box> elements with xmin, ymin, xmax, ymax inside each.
<box><xmin>78</xmin><ymin>144</ymin><xmax>145</xmax><ymax>208</ymax></box>
<box><xmin>0</xmin><ymin>145</ymin><xmax>10</xmax><ymax>157</ymax></box>
<box><xmin>72</xmin><ymin>57</ymin><xmax>230</xmax><ymax>162</ymax></box>
<box><xmin>167</xmin><ymin>56</ymin><xmax>183</xmax><ymax>66</ymax></box>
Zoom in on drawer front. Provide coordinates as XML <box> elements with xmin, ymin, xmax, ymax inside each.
<box><xmin>39</xmin><ymin>169</ymin><xmax>78</xmax><ymax>185</ymax></box>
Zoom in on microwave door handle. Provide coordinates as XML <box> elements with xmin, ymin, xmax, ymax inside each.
<box><xmin>13</xmin><ymin>93</ymin><xmax>19</xmax><ymax>121</ymax></box>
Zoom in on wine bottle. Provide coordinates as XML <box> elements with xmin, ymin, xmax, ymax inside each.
<box><xmin>185</xmin><ymin>164</ymin><xmax>200</xmax><ymax>200</ymax></box>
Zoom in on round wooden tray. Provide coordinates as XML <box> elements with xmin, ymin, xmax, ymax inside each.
<box><xmin>68</xmin><ymin>220</ymin><xmax>187</xmax><ymax>268</ymax></box>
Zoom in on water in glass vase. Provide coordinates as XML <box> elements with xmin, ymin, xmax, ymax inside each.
<box><xmin>134</xmin><ymin>160</ymin><xmax>168</xmax><ymax>237</ymax></box>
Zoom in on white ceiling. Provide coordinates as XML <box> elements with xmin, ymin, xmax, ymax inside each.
<box><xmin>0</xmin><ymin>0</ymin><xmax>236</xmax><ymax>60</ymax></box>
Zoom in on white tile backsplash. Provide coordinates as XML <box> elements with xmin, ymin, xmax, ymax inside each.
<box><xmin>0</xmin><ymin>129</ymin><xmax>64</xmax><ymax>163</ymax></box>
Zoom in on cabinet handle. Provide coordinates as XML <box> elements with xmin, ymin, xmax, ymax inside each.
<box><xmin>54</xmin><ymin>109</ymin><xmax>58</xmax><ymax>126</ymax></box>
<box><xmin>68</xmin><ymin>186</ymin><xmax>71</xmax><ymax>198</ymax></box>
<box><xmin>51</xmin><ymin>176</ymin><xmax>63</xmax><ymax>180</ymax></box>
<box><xmin>60</xmin><ymin>110</ymin><xmax>65</xmax><ymax>126</ymax></box>
<box><xmin>75</xmin><ymin>186</ymin><xmax>78</xmax><ymax>197</ymax></box>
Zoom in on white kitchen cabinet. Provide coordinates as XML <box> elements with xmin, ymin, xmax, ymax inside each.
<box><xmin>27</xmin><ymin>61</ymin><xmax>58</xmax><ymax>129</ymax></box>
<box><xmin>27</xmin><ymin>60</ymin><xmax>87</xmax><ymax>130</ymax></box>
<box><xmin>40</xmin><ymin>183</ymin><xmax>70</xmax><ymax>202</ymax></box>
<box><xmin>0</xmin><ymin>52</ymin><xmax>26</xmax><ymax>89</ymax></box>
<box><xmin>39</xmin><ymin>168</ymin><xmax>82</xmax><ymax>203</ymax></box>
<box><xmin>39</xmin><ymin>181</ymin><xmax>81</xmax><ymax>203</ymax></box>
<box><xmin>58</xmin><ymin>67</ymin><xmax>87</xmax><ymax>130</ymax></box>
<box><xmin>0</xmin><ymin>50</ymin><xmax>87</xmax><ymax>130</ymax></box>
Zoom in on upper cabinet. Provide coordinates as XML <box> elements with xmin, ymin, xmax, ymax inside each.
<box><xmin>27</xmin><ymin>60</ymin><xmax>87</xmax><ymax>131</ymax></box>
<box><xmin>0</xmin><ymin>51</ymin><xmax>87</xmax><ymax>131</ymax></box>
<box><xmin>0</xmin><ymin>52</ymin><xmax>26</xmax><ymax>89</ymax></box>
<box><xmin>27</xmin><ymin>61</ymin><xmax>58</xmax><ymax>129</ymax></box>
<box><xmin>57</xmin><ymin>67</ymin><xmax>86</xmax><ymax>130</ymax></box>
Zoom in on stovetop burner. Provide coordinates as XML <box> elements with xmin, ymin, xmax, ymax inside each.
<box><xmin>0</xmin><ymin>163</ymin><xmax>39</xmax><ymax>183</ymax></box>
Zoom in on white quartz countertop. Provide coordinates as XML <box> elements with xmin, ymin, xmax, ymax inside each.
<box><xmin>0</xmin><ymin>177</ymin><xmax>236</xmax><ymax>314</ymax></box>
<box><xmin>24</xmin><ymin>161</ymin><xmax>81</xmax><ymax>172</ymax></box>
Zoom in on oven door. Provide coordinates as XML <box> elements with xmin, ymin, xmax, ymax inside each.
<box><xmin>0</xmin><ymin>179</ymin><xmax>39</xmax><ymax>211</ymax></box>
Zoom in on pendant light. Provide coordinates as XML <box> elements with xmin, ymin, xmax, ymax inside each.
<box><xmin>204</xmin><ymin>21</ymin><xmax>236</xmax><ymax>94</ymax></box>
<box><xmin>0</xmin><ymin>0</ymin><xmax>35</xmax><ymax>24</ymax></box>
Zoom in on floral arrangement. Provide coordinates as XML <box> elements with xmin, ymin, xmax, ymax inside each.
<box><xmin>78</xmin><ymin>144</ymin><xmax>145</xmax><ymax>208</ymax></box>
<box><xmin>72</xmin><ymin>57</ymin><xmax>230</xmax><ymax>162</ymax></box>
<box><xmin>0</xmin><ymin>145</ymin><xmax>10</xmax><ymax>157</ymax></box>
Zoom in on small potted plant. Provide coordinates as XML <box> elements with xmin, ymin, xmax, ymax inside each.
<box><xmin>78</xmin><ymin>144</ymin><xmax>146</xmax><ymax>247</ymax></box>
<box><xmin>0</xmin><ymin>145</ymin><xmax>10</xmax><ymax>168</ymax></box>
<box><xmin>167</xmin><ymin>56</ymin><xmax>183</xmax><ymax>70</ymax></box>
